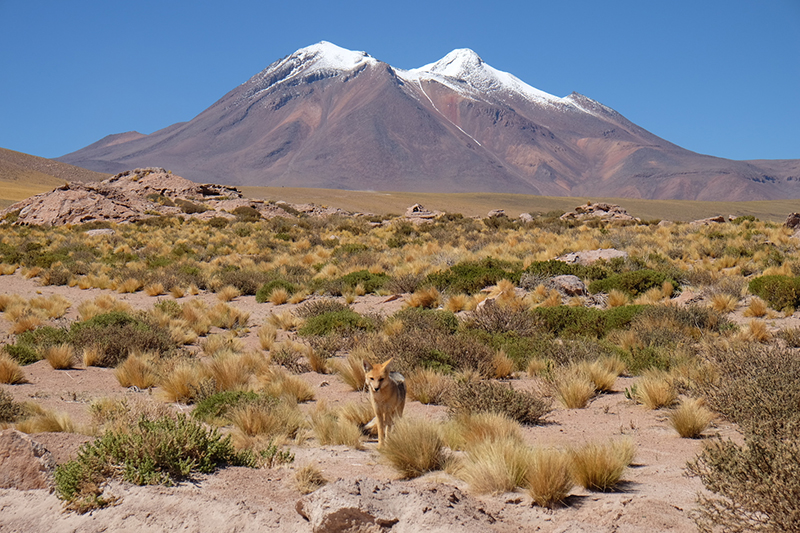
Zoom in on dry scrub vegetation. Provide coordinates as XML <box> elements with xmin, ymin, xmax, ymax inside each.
<box><xmin>1</xmin><ymin>209</ymin><xmax>799</xmax><ymax>531</ymax></box>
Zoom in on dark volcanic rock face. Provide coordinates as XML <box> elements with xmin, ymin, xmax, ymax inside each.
<box><xmin>57</xmin><ymin>42</ymin><xmax>800</xmax><ymax>201</ymax></box>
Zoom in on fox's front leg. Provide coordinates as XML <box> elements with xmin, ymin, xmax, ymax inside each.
<box><xmin>376</xmin><ymin>413</ymin><xmax>386</xmax><ymax>447</ymax></box>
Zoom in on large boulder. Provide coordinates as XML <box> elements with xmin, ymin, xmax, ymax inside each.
<box><xmin>785</xmin><ymin>212</ymin><xmax>800</xmax><ymax>230</ymax></box>
<box><xmin>0</xmin><ymin>430</ymin><xmax>56</xmax><ymax>491</ymax></box>
<box><xmin>557</xmin><ymin>248</ymin><xmax>628</xmax><ymax>266</ymax></box>
<box><xmin>296</xmin><ymin>478</ymin><xmax>497</xmax><ymax>533</ymax></box>
<box><xmin>560</xmin><ymin>202</ymin><xmax>638</xmax><ymax>222</ymax></box>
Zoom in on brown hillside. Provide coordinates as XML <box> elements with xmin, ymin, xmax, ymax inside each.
<box><xmin>0</xmin><ymin>148</ymin><xmax>109</xmax><ymax>208</ymax></box>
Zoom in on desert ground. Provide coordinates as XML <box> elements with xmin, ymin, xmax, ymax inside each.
<box><xmin>0</xmin><ymin>269</ymin><xmax>773</xmax><ymax>533</ymax></box>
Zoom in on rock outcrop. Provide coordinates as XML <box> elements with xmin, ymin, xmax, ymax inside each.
<box><xmin>557</xmin><ymin>248</ymin><xmax>628</xmax><ymax>266</ymax></box>
<box><xmin>0</xmin><ymin>168</ymin><xmax>348</xmax><ymax>226</ymax></box>
<box><xmin>560</xmin><ymin>203</ymin><xmax>639</xmax><ymax>222</ymax></box>
<box><xmin>0</xmin><ymin>430</ymin><xmax>56</xmax><ymax>491</ymax></box>
<box><xmin>296</xmin><ymin>478</ymin><xmax>497</xmax><ymax>533</ymax></box>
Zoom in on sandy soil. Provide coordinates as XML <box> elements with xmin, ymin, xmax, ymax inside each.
<box><xmin>0</xmin><ymin>272</ymin><xmax>775</xmax><ymax>533</ymax></box>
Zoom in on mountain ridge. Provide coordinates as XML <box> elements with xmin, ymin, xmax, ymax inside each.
<box><xmin>57</xmin><ymin>41</ymin><xmax>800</xmax><ymax>201</ymax></box>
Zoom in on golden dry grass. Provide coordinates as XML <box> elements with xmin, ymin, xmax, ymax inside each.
<box><xmin>742</xmin><ymin>297</ymin><xmax>768</xmax><ymax>317</ymax></box>
<box><xmin>294</xmin><ymin>464</ymin><xmax>328</xmax><ymax>494</ymax></box>
<box><xmin>554</xmin><ymin>370</ymin><xmax>595</xmax><ymax>409</ymax></box>
<box><xmin>405</xmin><ymin>287</ymin><xmax>441</xmax><ymax>309</ymax></box>
<box><xmin>114</xmin><ymin>352</ymin><xmax>158</xmax><ymax>389</ymax></box>
<box><xmin>569</xmin><ymin>438</ymin><xmax>635</xmax><ymax>491</ymax></box>
<box><xmin>406</xmin><ymin>368</ymin><xmax>452</xmax><ymax>405</ymax></box>
<box><xmin>492</xmin><ymin>350</ymin><xmax>515</xmax><ymax>379</ymax></box>
<box><xmin>43</xmin><ymin>344</ymin><xmax>75</xmax><ymax>370</ymax></box>
<box><xmin>333</xmin><ymin>351</ymin><xmax>368</xmax><ymax>392</ymax></box>
<box><xmin>525</xmin><ymin>447</ymin><xmax>574</xmax><ymax>508</ymax></box>
<box><xmin>458</xmin><ymin>437</ymin><xmax>532</xmax><ymax>495</ymax></box>
<box><xmin>669</xmin><ymin>397</ymin><xmax>716</xmax><ymax>438</ymax></box>
<box><xmin>443</xmin><ymin>411</ymin><xmax>523</xmax><ymax>451</ymax></box>
<box><xmin>635</xmin><ymin>370</ymin><xmax>678</xmax><ymax>409</ymax></box>
<box><xmin>310</xmin><ymin>402</ymin><xmax>363</xmax><ymax>449</ymax></box>
<box><xmin>379</xmin><ymin>417</ymin><xmax>445</xmax><ymax>478</ymax></box>
<box><xmin>0</xmin><ymin>353</ymin><xmax>27</xmax><ymax>384</ymax></box>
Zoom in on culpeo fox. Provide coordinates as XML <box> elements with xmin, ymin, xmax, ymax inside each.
<box><xmin>363</xmin><ymin>358</ymin><xmax>406</xmax><ymax>447</ymax></box>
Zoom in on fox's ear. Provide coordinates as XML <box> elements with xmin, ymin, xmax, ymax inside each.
<box><xmin>363</xmin><ymin>360</ymin><xmax>372</xmax><ymax>373</ymax></box>
<box><xmin>381</xmin><ymin>358</ymin><xmax>393</xmax><ymax>369</ymax></box>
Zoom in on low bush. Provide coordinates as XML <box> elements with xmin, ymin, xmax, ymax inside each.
<box><xmin>446</xmin><ymin>380</ymin><xmax>552</xmax><ymax>425</ymax></box>
<box><xmin>532</xmin><ymin>305</ymin><xmax>645</xmax><ymax>338</ymax></box>
<box><xmin>192</xmin><ymin>390</ymin><xmax>263</xmax><ymax>424</ymax></box>
<box><xmin>298</xmin><ymin>309</ymin><xmax>374</xmax><ymax>337</ymax></box>
<box><xmin>318</xmin><ymin>270</ymin><xmax>389</xmax><ymax>296</ymax></box>
<box><xmin>748</xmin><ymin>274</ymin><xmax>800</xmax><ymax>311</ymax></box>
<box><xmin>589</xmin><ymin>269</ymin><xmax>679</xmax><ymax>297</ymax></box>
<box><xmin>69</xmin><ymin>312</ymin><xmax>177</xmax><ymax>367</ymax></box>
<box><xmin>687</xmin><ymin>426</ymin><xmax>800</xmax><ymax>533</ymax></box>
<box><xmin>0</xmin><ymin>388</ymin><xmax>27</xmax><ymax>422</ymax></box>
<box><xmin>55</xmin><ymin>415</ymin><xmax>255</xmax><ymax>512</ymax></box>
<box><xmin>255</xmin><ymin>279</ymin><xmax>297</xmax><ymax>303</ymax></box>
<box><xmin>569</xmin><ymin>439</ymin><xmax>635</xmax><ymax>491</ymax></box>
<box><xmin>425</xmin><ymin>257</ymin><xmax>522</xmax><ymax>295</ymax></box>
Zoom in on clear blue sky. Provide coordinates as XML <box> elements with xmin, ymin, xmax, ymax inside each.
<box><xmin>1</xmin><ymin>0</ymin><xmax>798</xmax><ymax>161</ymax></box>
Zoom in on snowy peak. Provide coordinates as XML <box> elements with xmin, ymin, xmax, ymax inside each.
<box><xmin>294</xmin><ymin>41</ymin><xmax>377</xmax><ymax>73</ymax></box>
<box><xmin>401</xmin><ymin>47</ymin><xmax>562</xmax><ymax>107</ymax></box>
<box><xmin>419</xmin><ymin>48</ymin><xmax>485</xmax><ymax>78</ymax></box>
<box><xmin>243</xmin><ymin>41</ymin><xmax>378</xmax><ymax>96</ymax></box>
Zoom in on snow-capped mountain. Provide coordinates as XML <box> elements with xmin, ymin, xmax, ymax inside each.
<box><xmin>58</xmin><ymin>41</ymin><xmax>800</xmax><ymax>200</ymax></box>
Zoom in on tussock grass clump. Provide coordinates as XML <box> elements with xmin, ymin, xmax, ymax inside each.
<box><xmin>443</xmin><ymin>411</ymin><xmax>523</xmax><ymax>451</ymax></box>
<box><xmin>208</xmin><ymin>302</ymin><xmax>249</xmax><ymax>329</ymax></box>
<box><xmin>158</xmin><ymin>361</ymin><xmax>206</xmax><ymax>404</ymax></box>
<box><xmin>405</xmin><ymin>287</ymin><xmax>441</xmax><ymax>309</ymax></box>
<box><xmin>635</xmin><ymin>370</ymin><xmax>678</xmax><ymax>409</ymax></box>
<box><xmin>259</xmin><ymin>366</ymin><xmax>315</xmax><ymax>403</ymax></box>
<box><xmin>216</xmin><ymin>285</ymin><xmax>241</xmax><ymax>302</ymax></box>
<box><xmin>295</xmin><ymin>464</ymin><xmax>328</xmax><ymax>494</ymax></box>
<box><xmin>43</xmin><ymin>343</ymin><xmax>76</xmax><ymax>370</ymax></box>
<box><xmin>144</xmin><ymin>282</ymin><xmax>165</xmax><ymax>296</ymax></box>
<box><xmin>10</xmin><ymin>314</ymin><xmax>43</xmax><ymax>334</ymax></box>
<box><xmin>333</xmin><ymin>351</ymin><xmax>368</xmax><ymax>392</ymax></box>
<box><xmin>606</xmin><ymin>289</ymin><xmax>630</xmax><ymax>308</ymax></box>
<box><xmin>204</xmin><ymin>352</ymin><xmax>253</xmax><ymax>393</ymax></box>
<box><xmin>459</xmin><ymin>437</ymin><xmax>531</xmax><ymax>495</ymax></box>
<box><xmin>742</xmin><ymin>297</ymin><xmax>768</xmax><ymax>318</ymax></box>
<box><xmin>16</xmin><ymin>408</ymin><xmax>76</xmax><ymax>434</ymax></box>
<box><xmin>525</xmin><ymin>447</ymin><xmax>574</xmax><ymax>508</ymax></box>
<box><xmin>709</xmin><ymin>293</ymin><xmax>738</xmax><ymax>313</ymax></box>
<box><xmin>229</xmin><ymin>397</ymin><xmax>305</xmax><ymax>442</ymax></box>
<box><xmin>569</xmin><ymin>439</ymin><xmax>635</xmax><ymax>491</ymax></box>
<box><xmin>669</xmin><ymin>397</ymin><xmax>715</xmax><ymax>438</ymax></box>
<box><xmin>446</xmin><ymin>380</ymin><xmax>552</xmax><ymax>425</ymax></box>
<box><xmin>379</xmin><ymin>417</ymin><xmax>445</xmax><ymax>478</ymax></box>
<box><xmin>0</xmin><ymin>353</ymin><xmax>27</xmax><ymax>384</ymax></box>
<box><xmin>553</xmin><ymin>371</ymin><xmax>595</xmax><ymax>409</ymax></box>
<box><xmin>406</xmin><ymin>368</ymin><xmax>452</xmax><ymax>405</ymax></box>
<box><xmin>310</xmin><ymin>402</ymin><xmax>363</xmax><ymax>449</ymax></box>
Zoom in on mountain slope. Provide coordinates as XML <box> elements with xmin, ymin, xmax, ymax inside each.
<box><xmin>0</xmin><ymin>147</ymin><xmax>109</xmax><ymax>208</ymax></box>
<box><xmin>57</xmin><ymin>42</ymin><xmax>800</xmax><ymax>201</ymax></box>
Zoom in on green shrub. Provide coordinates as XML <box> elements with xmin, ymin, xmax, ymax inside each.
<box><xmin>192</xmin><ymin>390</ymin><xmax>262</xmax><ymax>424</ymax></box>
<box><xmin>255</xmin><ymin>279</ymin><xmax>297</xmax><ymax>303</ymax></box>
<box><xmin>425</xmin><ymin>257</ymin><xmax>522</xmax><ymax>294</ymax></box>
<box><xmin>589</xmin><ymin>269</ymin><xmax>678</xmax><ymax>297</ymax></box>
<box><xmin>524</xmin><ymin>260</ymin><xmax>609</xmax><ymax>281</ymax></box>
<box><xmin>446</xmin><ymin>380</ymin><xmax>552</xmax><ymax>425</ymax></box>
<box><xmin>55</xmin><ymin>415</ymin><xmax>255</xmax><ymax>512</ymax></box>
<box><xmin>216</xmin><ymin>268</ymin><xmax>272</xmax><ymax>296</ymax></box>
<box><xmin>532</xmin><ymin>305</ymin><xmax>645</xmax><ymax>338</ymax></box>
<box><xmin>294</xmin><ymin>299</ymin><xmax>350</xmax><ymax>318</ymax></box>
<box><xmin>331</xmin><ymin>270</ymin><xmax>389</xmax><ymax>295</ymax></box>
<box><xmin>393</xmin><ymin>307</ymin><xmax>459</xmax><ymax>335</ymax></box>
<box><xmin>207</xmin><ymin>216</ymin><xmax>230</xmax><ymax>228</ymax></box>
<box><xmin>621</xmin><ymin>345</ymin><xmax>673</xmax><ymax>374</ymax></box>
<box><xmin>232</xmin><ymin>206</ymin><xmax>261</xmax><ymax>222</ymax></box>
<box><xmin>748</xmin><ymin>275</ymin><xmax>800</xmax><ymax>310</ymax></box>
<box><xmin>69</xmin><ymin>312</ymin><xmax>177</xmax><ymax>367</ymax></box>
<box><xmin>174</xmin><ymin>199</ymin><xmax>208</xmax><ymax>214</ymax></box>
<box><xmin>5</xmin><ymin>326</ymin><xmax>69</xmax><ymax>365</ymax></box>
<box><xmin>688</xmin><ymin>426</ymin><xmax>799</xmax><ymax>533</ymax></box>
<box><xmin>464</xmin><ymin>304</ymin><xmax>539</xmax><ymax>336</ymax></box>
<box><xmin>298</xmin><ymin>309</ymin><xmax>375</xmax><ymax>337</ymax></box>
<box><xmin>332</xmin><ymin>243</ymin><xmax>370</xmax><ymax>257</ymax></box>
<box><xmin>0</xmin><ymin>388</ymin><xmax>26</xmax><ymax>423</ymax></box>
